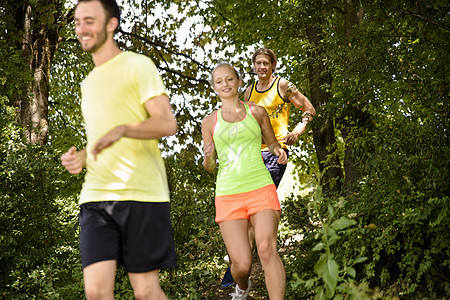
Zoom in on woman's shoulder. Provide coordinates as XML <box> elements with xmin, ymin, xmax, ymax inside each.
<box><xmin>242</xmin><ymin>100</ymin><xmax>256</xmax><ymax>106</ymax></box>
<box><xmin>244</xmin><ymin>102</ymin><xmax>266</xmax><ymax>114</ymax></box>
<box><xmin>202</xmin><ymin>110</ymin><xmax>218</xmax><ymax>125</ymax></box>
<box><xmin>243</xmin><ymin>100</ymin><xmax>264</xmax><ymax>112</ymax></box>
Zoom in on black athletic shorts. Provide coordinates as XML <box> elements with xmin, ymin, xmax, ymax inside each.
<box><xmin>262</xmin><ymin>149</ymin><xmax>289</xmax><ymax>188</ymax></box>
<box><xmin>79</xmin><ymin>201</ymin><xmax>177</xmax><ymax>273</ymax></box>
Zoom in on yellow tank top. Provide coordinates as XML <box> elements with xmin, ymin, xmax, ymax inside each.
<box><xmin>248</xmin><ymin>77</ymin><xmax>290</xmax><ymax>150</ymax></box>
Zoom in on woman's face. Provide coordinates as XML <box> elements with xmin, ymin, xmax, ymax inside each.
<box><xmin>212</xmin><ymin>66</ymin><xmax>241</xmax><ymax>98</ymax></box>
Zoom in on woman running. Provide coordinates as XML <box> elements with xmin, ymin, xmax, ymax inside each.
<box><xmin>202</xmin><ymin>63</ymin><xmax>287</xmax><ymax>300</ymax></box>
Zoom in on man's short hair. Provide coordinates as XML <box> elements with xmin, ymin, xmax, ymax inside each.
<box><xmin>77</xmin><ymin>0</ymin><xmax>121</xmax><ymax>29</ymax></box>
<box><xmin>252</xmin><ymin>47</ymin><xmax>277</xmax><ymax>73</ymax></box>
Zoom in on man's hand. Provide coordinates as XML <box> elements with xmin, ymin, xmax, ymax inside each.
<box><xmin>283</xmin><ymin>132</ymin><xmax>300</xmax><ymax>146</ymax></box>
<box><xmin>91</xmin><ymin>126</ymin><xmax>126</xmax><ymax>160</ymax></box>
<box><xmin>61</xmin><ymin>146</ymin><xmax>85</xmax><ymax>174</ymax></box>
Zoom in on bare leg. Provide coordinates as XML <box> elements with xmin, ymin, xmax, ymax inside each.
<box><xmin>219</xmin><ymin>219</ymin><xmax>253</xmax><ymax>290</ymax></box>
<box><xmin>83</xmin><ymin>260</ymin><xmax>116</xmax><ymax>300</ymax></box>
<box><xmin>129</xmin><ymin>270</ymin><xmax>168</xmax><ymax>300</ymax></box>
<box><xmin>228</xmin><ymin>222</ymin><xmax>255</xmax><ymax>265</ymax></box>
<box><xmin>250</xmin><ymin>210</ymin><xmax>285</xmax><ymax>300</ymax></box>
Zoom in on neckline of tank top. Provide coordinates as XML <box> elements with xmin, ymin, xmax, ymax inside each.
<box><xmin>218</xmin><ymin>104</ymin><xmax>250</xmax><ymax>124</ymax></box>
<box><xmin>255</xmin><ymin>76</ymin><xmax>278</xmax><ymax>93</ymax></box>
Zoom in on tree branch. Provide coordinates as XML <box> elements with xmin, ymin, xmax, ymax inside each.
<box><xmin>118</xmin><ymin>27</ymin><xmax>212</xmax><ymax>71</ymax></box>
<box><xmin>383</xmin><ymin>4</ymin><xmax>449</xmax><ymax>31</ymax></box>
<box><xmin>156</xmin><ymin>65</ymin><xmax>210</xmax><ymax>85</ymax></box>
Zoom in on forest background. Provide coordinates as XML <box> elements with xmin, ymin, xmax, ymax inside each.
<box><xmin>0</xmin><ymin>0</ymin><xmax>448</xmax><ymax>299</ymax></box>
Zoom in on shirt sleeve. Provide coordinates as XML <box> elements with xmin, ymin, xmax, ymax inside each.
<box><xmin>132</xmin><ymin>55</ymin><xmax>167</xmax><ymax>104</ymax></box>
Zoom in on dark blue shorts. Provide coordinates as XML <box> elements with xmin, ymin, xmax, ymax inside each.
<box><xmin>79</xmin><ymin>201</ymin><xmax>177</xmax><ymax>273</ymax></box>
<box><xmin>262</xmin><ymin>149</ymin><xmax>289</xmax><ymax>188</ymax></box>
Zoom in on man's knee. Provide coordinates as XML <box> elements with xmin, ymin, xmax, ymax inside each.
<box><xmin>85</xmin><ymin>283</ymin><xmax>114</xmax><ymax>300</ymax></box>
<box><xmin>129</xmin><ymin>270</ymin><xmax>167</xmax><ymax>300</ymax></box>
<box><xmin>83</xmin><ymin>260</ymin><xmax>116</xmax><ymax>300</ymax></box>
<box><xmin>133</xmin><ymin>285</ymin><xmax>167</xmax><ymax>300</ymax></box>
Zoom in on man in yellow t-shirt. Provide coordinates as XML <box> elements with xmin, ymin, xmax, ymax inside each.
<box><xmin>60</xmin><ymin>1</ymin><xmax>177</xmax><ymax>298</ymax></box>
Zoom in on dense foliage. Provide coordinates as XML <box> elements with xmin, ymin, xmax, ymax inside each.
<box><xmin>1</xmin><ymin>0</ymin><xmax>448</xmax><ymax>299</ymax></box>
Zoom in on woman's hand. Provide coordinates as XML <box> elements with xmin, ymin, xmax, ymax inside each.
<box><xmin>274</xmin><ymin>147</ymin><xmax>288</xmax><ymax>165</ymax></box>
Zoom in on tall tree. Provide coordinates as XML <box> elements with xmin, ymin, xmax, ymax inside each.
<box><xmin>335</xmin><ymin>1</ymin><xmax>368</xmax><ymax>188</ymax></box>
<box><xmin>2</xmin><ymin>0</ymin><xmax>66</xmax><ymax>145</ymax></box>
<box><xmin>305</xmin><ymin>21</ymin><xmax>344</xmax><ymax>191</ymax></box>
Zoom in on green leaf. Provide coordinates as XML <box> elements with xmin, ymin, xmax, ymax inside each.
<box><xmin>313</xmin><ymin>242</ymin><xmax>324</xmax><ymax>251</ymax></box>
<box><xmin>305</xmin><ymin>278</ymin><xmax>316</xmax><ymax>288</ymax></box>
<box><xmin>330</xmin><ymin>217</ymin><xmax>356</xmax><ymax>231</ymax></box>
<box><xmin>328</xmin><ymin>235</ymin><xmax>341</xmax><ymax>247</ymax></box>
<box><xmin>314</xmin><ymin>254</ymin><xmax>327</xmax><ymax>276</ymax></box>
<box><xmin>328</xmin><ymin>258</ymin><xmax>339</xmax><ymax>279</ymax></box>
<box><xmin>328</xmin><ymin>204</ymin><xmax>335</xmax><ymax>216</ymax></box>
<box><xmin>354</xmin><ymin>257</ymin><xmax>368</xmax><ymax>264</ymax></box>
<box><xmin>322</xmin><ymin>258</ymin><xmax>339</xmax><ymax>297</ymax></box>
<box><xmin>314</xmin><ymin>286</ymin><xmax>325</xmax><ymax>300</ymax></box>
<box><xmin>327</xmin><ymin>228</ymin><xmax>337</xmax><ymax>238</ymax></box>
<box><xmin>347</xmin><ymin>267</ymin><xmax>356</xmax><ymax>278</ymax></box>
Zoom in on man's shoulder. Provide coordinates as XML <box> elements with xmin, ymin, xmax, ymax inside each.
<box><xmin>122</xmin><ymin>51</ymin><xmax>151</xmax><ymax>62</ymax></box>
<box><xmin>120</xmin><ymin>52</ymin><xmax>160</xmax><ymax>80</ymax></box>
<box><xmin>277</xmin><ymin>77</ymin><xmax>289</xmax><ymax>87</ymax></box>
<box><xmin>113</xmin><ymin>52</ymin><xmax>155</xmax><ymax>69</ymax></box>
<box><xmin>244</xmin><ymin>82</ymin><xmax>257</xmax><ymax>101</ymax></box>
<box><xmin>278</xmin><ymin>77</ymin><xmax>297</xmax><ymax>89</ymax></box>
<box><xmin>244</xmin><ymin>82</ymin><xmax>256</xmax><ymax>92</ymax></box>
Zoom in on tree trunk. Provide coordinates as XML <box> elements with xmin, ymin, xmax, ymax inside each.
<box><xmin>338</xmin><ymin>2</ymin><xmax>371</xmax><ymax>188</ymax></box>
<box><xmin>306</xmin><ymin>25</ymin><xmax>344</xmax><ymax>192</ymax></box>
<box><xmin>15</xmin><ymin>1</ymin><xmax>61</xmax><ymax>145</ymax></box>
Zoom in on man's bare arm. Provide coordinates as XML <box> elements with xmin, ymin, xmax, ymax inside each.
<box><xmin>91</xmin><ymin>94</ymin><xmax>177</xmax><ymax>159</ymax></box>
<box><xmin>280</xmin><ymin>79</ymin><xmax>316</xmax><ymax>145</ymax></box>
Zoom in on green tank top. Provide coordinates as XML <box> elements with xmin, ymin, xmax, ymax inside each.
<box><xmin>213</xmin><ymin>103</ymin><xmax>274</xmax><ymax>196</ymax></box>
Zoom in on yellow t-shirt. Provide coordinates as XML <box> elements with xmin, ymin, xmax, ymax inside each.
<box><xmin>79</xmin><ymin>52</ymin><xmax>170</xmax><ymax>204</ymax></box>
<box><xmin>248</xmin><ymin>77</ymin><xmax>290</xmax><ymax>151</ymax></box>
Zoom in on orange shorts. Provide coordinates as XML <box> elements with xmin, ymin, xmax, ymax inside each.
<box><xmin>215</xmin><ymin>184</ymin><xmax>280</xmax><ymax>223</ymax></box>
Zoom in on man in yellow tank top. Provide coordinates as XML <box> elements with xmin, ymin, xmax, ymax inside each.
<box><xmin>244</xmin><ymin>47</ymin><xmax>315</xmax><ymax>187</ymax></box>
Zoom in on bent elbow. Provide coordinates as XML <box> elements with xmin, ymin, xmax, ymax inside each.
<box><xmin>203</xmin><ymin>160</ymin><xmax>215</xmax><ymax>173</ymax></box>
<box><xmin>164</xmin><ymin>119</ymin><xmax>177</xmax><ymax>136</ymax></box>
<box><xmin>205</xmin><ymin>166</ymin><xmax>215</xmax><ymax>173</ymax></box>
<box><xmin>308</xmin><ymin>107</ymin><xmax>316</xmax><ymax>117</ymax></box>
<box><xmin>169</xmin><ymin>120</ymin><xmax>178</xmax><ymax>136</ymax></box>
